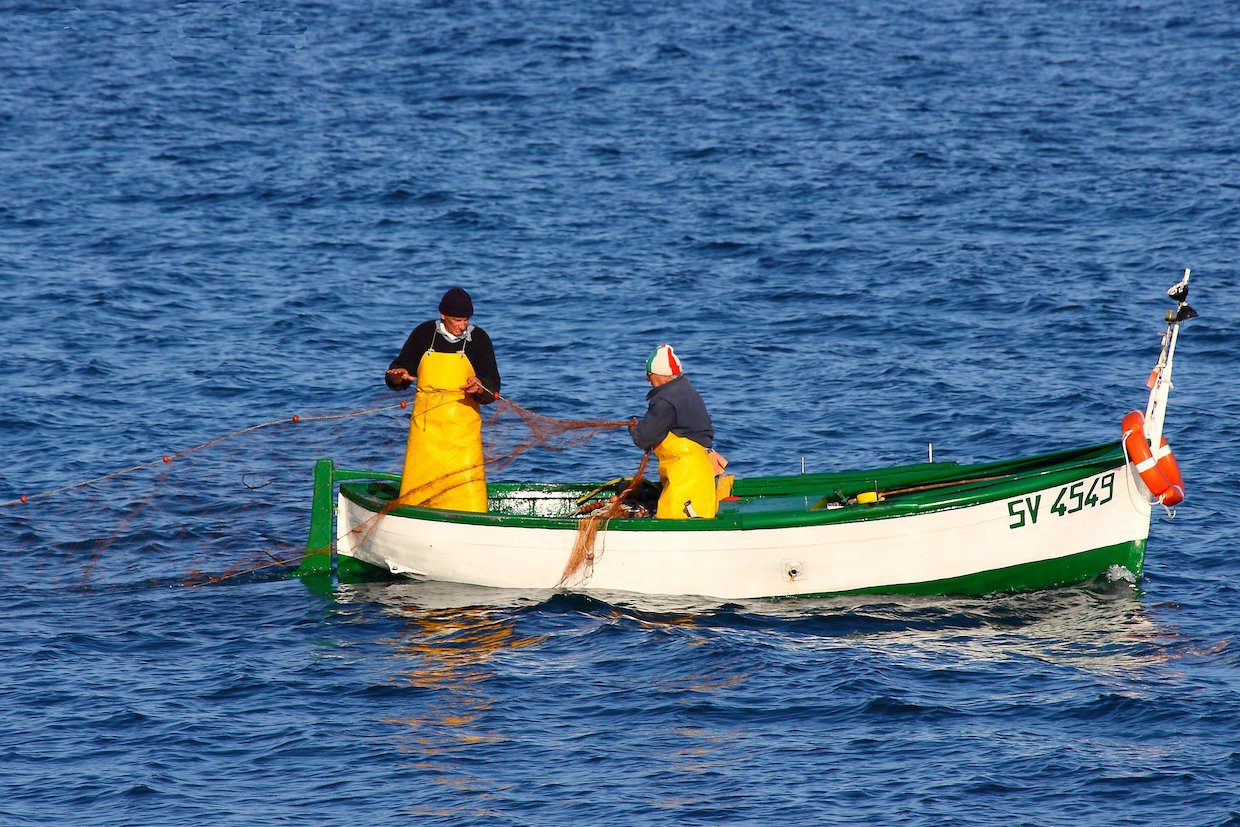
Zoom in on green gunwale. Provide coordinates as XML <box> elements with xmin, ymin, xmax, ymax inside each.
<box><xmin>336</xmin><ymin>441</ymin><xmax>1126</xmax><ymax>532</ymax></box>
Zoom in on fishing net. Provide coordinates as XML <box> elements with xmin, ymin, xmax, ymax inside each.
<box><xmin>482</xmin><ymin>396</ymin><xmax>634</xmax><ymax>472</ymax></box>
<box><xmin>556</xmin><ymin>452</ymin><xmax>651</xmax><ymax>588</ymax></box>
<box><xmin>10</xmin><ymin>391</ymin><xmax>641</xmax><ymax>588</ymax></box>
<box><xmin>334</xmin><ymin>394</ymin><xmax>641</xmax><ymax>574</ymax></box>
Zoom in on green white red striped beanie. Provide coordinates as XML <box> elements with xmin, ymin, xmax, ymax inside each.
<box><xmin>645</xmin><ymin>344</ymin><xmax>682</xmax><ymax>377</ymax></box>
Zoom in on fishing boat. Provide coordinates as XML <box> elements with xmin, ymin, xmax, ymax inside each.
<box><xmin>298</xmin><ymin>274</ymin><xmax>1197</xmax><ymax>598</ymax></box>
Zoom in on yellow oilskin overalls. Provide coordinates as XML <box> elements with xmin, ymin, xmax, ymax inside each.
<box><xmin>653</xmin><ymin>431</ymin><xmax>718</xmax><ymax>519</ymax></box>
<box><xmin>398</xmin><ymin>349</ymin><xmax>488</xmax><ymax>512</ymax></box>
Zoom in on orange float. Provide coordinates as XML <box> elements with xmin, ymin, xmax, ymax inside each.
<box><xmin>1121</xmin><ymin>410</ymin><xmax>1184</xmax><ymax>506</ymax></box>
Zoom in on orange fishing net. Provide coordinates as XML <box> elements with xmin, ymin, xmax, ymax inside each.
<box><xmin>482</xmin><ymin>396</ymin><xmax>633</xmax><ymax>471</ymax></box>
<box><xmin>10</xmin><ymin>393</ymin><xmax>641</xmax><ymax>589</ymax></box>
<box><xmin>337</xmin><ymin>395</ymin><xmax>639</xmax><ymax>565</ymax></box>
<box><xmin>558</xmin><ymin>451</ymin><xmax>651</xmax><ymax>588</ymax></box>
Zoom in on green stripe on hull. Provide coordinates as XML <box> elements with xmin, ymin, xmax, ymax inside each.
<box><xmin>803</xmin><ymin>540</ymin><xmax>1146</xmax><ymax>598</ymax></box>
<box><xmin>337</xmin><ymin>553</ymin><xmax>401</xmax><ymax>583</ymax></box>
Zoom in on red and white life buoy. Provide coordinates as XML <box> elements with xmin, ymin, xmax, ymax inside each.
<box><xmin>1121</xmin><ymin>410</ymin><xmax>1185</xmax><ymax>506</ymax></box>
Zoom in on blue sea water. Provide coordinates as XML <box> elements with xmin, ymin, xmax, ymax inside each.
<box><xmin>2</xmin><ymin>0</ymin><xmax>1239</xmax><ymax>824</ymax></box>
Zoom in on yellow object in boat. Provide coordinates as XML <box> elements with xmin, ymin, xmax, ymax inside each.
<box><xmin>855</xmin><ymin>490</ymin><xmax>884</xmax><ymax>504</ymax></box>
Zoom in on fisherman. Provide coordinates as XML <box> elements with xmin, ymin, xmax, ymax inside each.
<box><xmin>385</xmin><ymin>287</ymin><xmax>500</xmax><ymax>512</ymax></box>
<box><xmin>628</xmin><ymin>344</ymin><xmax>718</xmax><ymax>519</ymax></box>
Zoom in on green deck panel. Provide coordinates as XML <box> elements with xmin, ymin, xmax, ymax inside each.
<box><xmin>730</xmin><ymin>441</ymin><xmax>1118</xmax><ymax>497</ymax></box>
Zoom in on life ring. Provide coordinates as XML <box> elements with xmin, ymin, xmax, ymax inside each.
<box><xmin>1121</xmin><ymin>410</ymin><xmax>1184</xmax><ymax>506</ymax></box>
<box><xmin>1152</xmin><ymin>434</ymin><xmax>1184</xmax><ymax>505</ymax></box>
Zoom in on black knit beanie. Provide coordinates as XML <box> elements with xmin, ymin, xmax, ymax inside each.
<box><xmin>438</xmin><ymin>287</ymin><xmax>473</xmax><ymax>317</ymax></box>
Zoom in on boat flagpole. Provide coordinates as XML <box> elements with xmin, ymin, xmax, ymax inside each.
<box><xmin>1144</xmin><ymin>269</ymin><xmax>1197</xmax><ymax>448</ymax></box>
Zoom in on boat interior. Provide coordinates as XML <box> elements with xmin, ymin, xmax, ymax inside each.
<box><xmin>337</xmin><ymin>441</ymin><xmax>1126</xmax><ymax>527</ymax></box>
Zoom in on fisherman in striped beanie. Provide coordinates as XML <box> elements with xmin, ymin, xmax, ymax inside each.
<box><xmin>629</xmin><ymin>345</ymin><xmax>719</xmax><ymax>519</ymax></box>
<box><xmin>644</xmin><ymin>343</ymin><xmax>682</xmax><ymax>378</ymax></box>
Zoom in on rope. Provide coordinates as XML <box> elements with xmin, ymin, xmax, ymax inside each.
<box><xmin>77</xmin><ymin>465</ymin><xmax>173</xmax><ymax>589</ymax></box>
<box><xmin>182</xmin><ymin>551</ymin><xmax>302</xmax><ymax>586</ymax></box>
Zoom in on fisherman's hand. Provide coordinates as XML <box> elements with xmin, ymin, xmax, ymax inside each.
<box><xmin>461</xmin><ymin>376</ymin><xmax>486</xmax><ymax>396</ymax></box>
<box><xmin>386</xmin><ymin>368</ymin><xmax>413</xmax><ymax>386</ymax></box>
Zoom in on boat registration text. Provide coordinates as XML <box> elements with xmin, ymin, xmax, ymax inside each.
<box><xmin>1006</xmin><ymin>472</ymin><xmax>1116</xmax><ymax>529</ymax></box>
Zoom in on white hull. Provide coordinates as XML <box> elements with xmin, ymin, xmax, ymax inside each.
<box><xmin>337</xmin><ymin>465</ymin><xmax>1153</xmax><ymax>599</ymax></box>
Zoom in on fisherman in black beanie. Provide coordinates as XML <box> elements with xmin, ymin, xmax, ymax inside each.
<box><xmin>385</xmin><ymin>288</ymin><xmax>501</xmax><ymax>512</ymax></box>
<box><xmin>386</xmin><ymin>288</ymin><xmax>499</xmax><ymax>401</ymax></box>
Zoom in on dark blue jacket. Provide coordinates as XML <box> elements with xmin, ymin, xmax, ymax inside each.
<box><xmin>630</xmin><ymin>375</ymin><xmax>713</xmax><ymax>451</ymax></box>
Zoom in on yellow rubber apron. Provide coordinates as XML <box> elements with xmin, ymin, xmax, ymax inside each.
<box><xmin>398</xmin><ymin>349</ymin><xmax>487</xmax><ymax>512</ymax></box>
<box><xmin>653</xmin><ymin>432</ymin><xmax>718</xmax><ymax>519</ymax></box>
